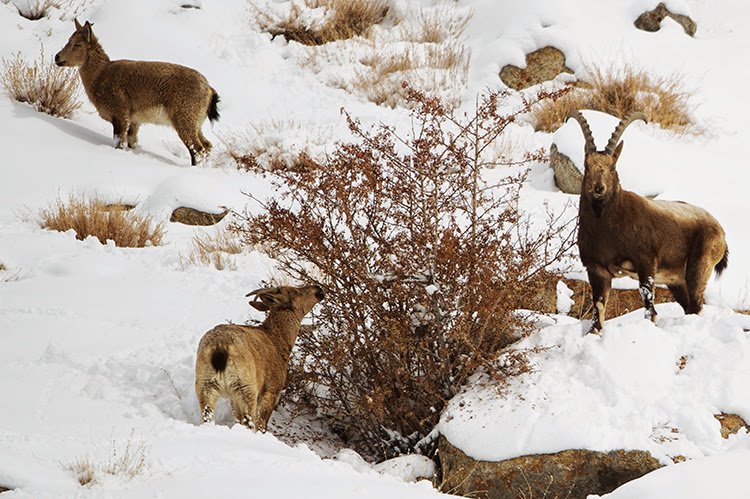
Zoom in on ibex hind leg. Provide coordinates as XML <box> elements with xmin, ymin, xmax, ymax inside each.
<box><xmin>127</xmin><ymin>123</ymin><xmax>140</xmax><ymax>149</ymax></box>
<box><xmin>197</xmin><ymin>381</ymin><xmax>221</xmax><ymax>424</ymax></box>
<box><xmin>668</xmin><ymin>283</ymin><xmax>691</xmax><ymax>314</ymax></box>
<box><xmin>111</xmin><ymin>115</ymin><xmax>129</xmax><ymax>149</ymax></box>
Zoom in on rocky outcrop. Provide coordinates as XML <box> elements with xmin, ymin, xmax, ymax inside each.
<box><xmin>170</xmin><ymin>207</ymin><xmax>228</xmax><ymax>226</ymax></box>
<box><xmin>499</xmin><ymin>46</ymin><xmax>573</xmax><ymax>90</ymax></box>
<box><xmin>715</xmin><ymin>413</ymin><xmax>749</xmax><ymax>439</ymax></box>
<box><xmin>634</xmin><ymin>3</ymin><xmax>697</xmax><ymax>36</ymax></box>
<box><xmin>550</xmin><ymin>143</ymin><xmax>583</xmax><ymax>194</ymax></box>
<box><xmin>439</xmin><ymin>435</ymin><xmax>661</xmax><ymax>499</ymax></box>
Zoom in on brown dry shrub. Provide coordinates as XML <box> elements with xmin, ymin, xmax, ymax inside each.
<box><xmin>254</xmin><ymin>0</ymin><xmax>389</xmax><ymax>46</ymax></box>
<box><xmin>533</xmin><ymin>65</ymin><xmax>698</xmax><ymax>133</ymax></box>
<box><xmin>232</xmin><ymin>86</ymin><xmax>576</xmax><ymax>460</ymax></box>
<box><xmin>1</xmin><ymin>46</ymin><xmax>82</xmax><ymax>118</ymax></box>
<box><xmin>39</xmin><ymin>197</ymin><xmax>164</xmax><ymax>248</ymax></box>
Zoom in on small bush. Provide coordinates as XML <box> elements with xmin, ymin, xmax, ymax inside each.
<box><xmin>532</xmin><ymin>65</ymin><xmax>698</xmax><ymax>133</ymax></box>
<box><xmin>232</xmin><ymin>86</ymin><xmax>575</xmax><ymax>460</ymax></box>
<box><xmin>13</xmin><ymin>0</ymin><xmax>60</xmax><ymax>20</ymax></box>
<box><xmin>180</xmin><ymin>228</ymin><xmax>242</xmax><ymax>271</ymax></box>
<box><xmin>1</xmin><ymin>45</ymin><xmax>82</xmax><ymax>118</ymax></box>
<box><xmin>39</xmin><ymin>197</ymin><xmax>164</xmax><ymax>248</ymax></box>
<box><xmin>67</xmin><ymin>438</ymin><xmax>147</xmax><ymax>486</ymax></box>
<box><xmin>254</xmin><ymin>0</ymin><xmax>389</xmax><ymax>45</ymax></box>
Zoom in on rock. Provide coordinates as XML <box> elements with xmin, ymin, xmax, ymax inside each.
<box><xmin>634</xmin><ymin>3</ymin><xmax>697</xmax><ymax>37</ymax></box>
<box><xmin>499</xmin><ymin>46</ymin><xmax>573</xmax><ymax>91</ymax></box>
<box><xmin>550</xmin><ymin>143</ymin><xmax>583</xmax><ymax>194</ymax></box>
<box><xmin>0</xmin><ymin>486</ymin><xmax>11</xmax><ymax>493</ymax></box>
<box><xmin>439</xmin><ymin>435</ymin><xmax>661</xmax><ymax>499</ymax></box>
<box><xmin>715</xmin><ymin>413</ymin><xmax>749</xmax><ymax>439</ymax></box>
<box><xmin>170</xmin><ymin>207</ymin><xmax>228</xmax><ymax>226</ymax></box>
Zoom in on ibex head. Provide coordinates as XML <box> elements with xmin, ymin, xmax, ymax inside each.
<box><xmin>55</xmin><ymin>19</ymin><xmax>96</xmax><ymax>67</ymax></box>
<box><xmin>246</xmin><ymin>285</ymin><xmax>325</xmax><ymax>317</ymax></box>
<box><xmin>566</xmin><ymin>111</ymin><xmax>647</xmax><ymax>204</ymax></box>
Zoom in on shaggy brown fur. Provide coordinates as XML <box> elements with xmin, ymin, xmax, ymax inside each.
<box><xmin>568</xmin><ymin>111</ymin><xmax>728</xmax><ymax>334</ymax></box>
<box><xmin>194</xmin><ymin>285</ymin><xmax>324</xmax><ymax>432</ymax></box>
<box><xmin>55</xmin><ymin>19</ymin><xmax>219</xmax><ymax>165</ymax></box>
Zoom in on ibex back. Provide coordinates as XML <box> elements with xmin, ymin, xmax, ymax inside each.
<box><xmin>55</xmin><ymin>19</ymin><xmax>219</xmax><ymax>165</ymax></box>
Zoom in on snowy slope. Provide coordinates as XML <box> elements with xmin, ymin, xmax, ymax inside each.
<box><xmin>1</xmin><ymin>0</ymin><xmax>750</xmax><ymax>496</ymax></box>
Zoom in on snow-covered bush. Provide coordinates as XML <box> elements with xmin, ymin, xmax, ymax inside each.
<box><xmin>39</xmin><ymin>197</ymin><xmax>164</xmax><ymax>248</ymax></box>
<box><xmin>533</xmin><ymin>64</ymin><xmax>698</xmax><ymax>134</ymax></box>
<box><xmin>1</xmin><ymin>45</ymin><xmax>81</xmax><ymax>118</ymax></box>
<box><xmin>232</xmin><ymin>86</ymin><xmax>576</xmax><ymax>459</ymax></box>
<box><xmin>11</xmin><ymin>0</ymin><xmax>59</xmax><ymax>20</ymax></box>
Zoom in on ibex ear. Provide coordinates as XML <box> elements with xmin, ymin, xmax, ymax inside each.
<box><xmin>612</xmin><ymin>141</ymin><xmax>624</xmax><ymax>166</ymax></box>
<box><xmin>82</xmin><ymin>21</ymin><xmax>93</xmax><ymax>43</ymax></box>
<box><xmin>258</xmin><ymin>292</ymin><xmax>287</xmax><ymax>307</ymax></box>
<box><xmin>249</xmin><ymin>300</ymin><xmax>270</xmax><ymax>312</ymax></box>
<box><xmin>74</xmin><ymin>18</ymin><xmax>82</xmax><ymax>30</ymax></box>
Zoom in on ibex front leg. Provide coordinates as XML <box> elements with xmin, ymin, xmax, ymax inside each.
<box><xmin>638</xmin><ymin>270</ymin><xmax>657</xmax><ymax>323</ymax></box>
<box><xmin>587</xmin><ymin>265</ymin><xmax>612</xmax><ymax>335</ymax></box>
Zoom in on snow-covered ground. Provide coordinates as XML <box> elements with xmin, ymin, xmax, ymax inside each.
<box><xmin>1</xmin><ymin>0</ymin><xmax>750</xmax><ymax>497</ymax></box>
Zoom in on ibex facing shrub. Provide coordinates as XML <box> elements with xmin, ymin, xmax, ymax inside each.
<box><xmin>568</xmin><ymin>111</ymin><xmax>728</xmax><ymax>334</ymax></box>
<box><xmin>195</xmin><ymin>285</ymin><xmax>324</xmax><ymax>432</ymax></box>
<box><xmin>55</xmin><ymin>19</ymin><xmax>219</xmax><ymax>165</ymax></box>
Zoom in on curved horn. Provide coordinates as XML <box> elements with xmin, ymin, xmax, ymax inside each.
<box><xmin>605</xmin><ymin>112</ymin><xmax>647</xmax><ymax>155</ymax></box>
<box><xmin>566</xmin><ymin>111</ymin><xmax>596</xmax><ymax>156</ymax></box>
<box><xmin>245</xmin><ymin>286</ymin><xmax>280</xmax><ymax>297</ymax></box>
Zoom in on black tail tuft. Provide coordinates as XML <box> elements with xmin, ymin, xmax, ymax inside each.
<box><xmin>207</xmin><ymin>89</ymin><xmax>220</xmax><ymax>123</ymax></box>
<box><xmin>210</xmin><ymin>348</ymin><xmax>228</xmax><ymax>372</ymax></box>
<box><xmin>715</xmin><ymin>246</ymin><xmax>729</xmax><ymax>276</ymax></box>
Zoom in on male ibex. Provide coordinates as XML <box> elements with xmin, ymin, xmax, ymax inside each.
<box><xmin>55</xmin><ymin>19</ymin><xmax>219</xmax><ymax>165</ymax></box>
<box><xmin>195</xmin><ymin>285</ymin><xmax>324</xmax><ymax>432</ymax></box>
<box><xmin>567</xmin><ymin>111</ymin><xmax>728</xmax><ymax>334</ymax></box>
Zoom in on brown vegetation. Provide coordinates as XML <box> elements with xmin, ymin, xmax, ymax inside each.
<box><xmin>254</xmin><ymin>0</ymin><xmax>389</xmax><ymax>45</ymax></box>
<box><xmin>1</xmin><ymin>46</ymin><xmax>81</xmax><ymax>118</ymax></box>
<box><xmin>180</xmin><ymin>228</ymin><xmax>242</xmax><ymax>271</ymax></box>
<box><xmin>533</xmin><ymin>65</ymin><xmax>697</xmax><ymax>133</ymax></box>
<box><xmin>67</xmin><ymin>438</ymin><xmax>147</xmax><ymax>486</ymax></box>
<box><xmin>231</xmin><ymin>86</ymin><xmax>576</xmax><ymax>459</ymax></box>
<box><xmin>39</xmin><ymin>196</ymin><xmax>164</xmax><ymax>248</ymax></box>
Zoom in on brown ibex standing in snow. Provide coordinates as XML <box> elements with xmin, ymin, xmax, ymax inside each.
<box><xmin>55</xmin><ymin>19</ymin><xmax>219</xmax><ymax>165</ymax></box>
<box><xmin>195</xmin><ymin>285</ymin><xmax>324</xmax><ymax>432</ymax></box>
<box><xmin>567</xmin><ymin>111</ymin><xmax>728</xmax><ymax>334</ymax></box>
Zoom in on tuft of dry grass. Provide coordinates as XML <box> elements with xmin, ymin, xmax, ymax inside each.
<box><xmin>180</xmin><ymin>228</ymin><xmax>242</xmax><ymax>271</ymax></box>
<box><xmin>400</xmin><ymin>5</ymin><xmax>470</xmax><ymax>44</ymax></box>
<box><xmin>1</xmin><ymin>45</ymin><xmax>82</xmax><ymax>118</ymax></box>
<box><xmin>254</xmin><ymin>0</ymin><xmax>389</xmax><ymax>46</ymax></box>
<box><xmin>532</xmin><ymin>65</ymin><xmax>699</xmax><ymax>134</ymax></box>
<box><xmin>39</xmin><ymin>196</ymin><xmax>164</xmax><ymax>248</ymax></box>
<box><xmin>67</xmin><ymin>438</ymin><xmax>147</xmax><ymax>487</ymax></box>
<box><xmin>355</xmin><ymin>42</ymin><xmax>470</xmax><ymax>108</ymax></box>
<box><xmin>13</xmin><ymin>0</ymin><xmax>60</xmax><ymax>20</ymax></box>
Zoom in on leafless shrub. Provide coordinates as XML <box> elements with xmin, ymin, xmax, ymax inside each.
<box><xmin>1</xmin><ymin>45</ymin><xmax>82</xmax><ymax>118</ymax></box>
<box><xmin>532</xmin><ymin>64</ymin><xmax>699</xmax><ymax>134</ymax></box>
<box><xmin>66</xmin><ymin>438</ymin><xmax>148</xmax><ymax>487</ymax></box>
<box><xmin>232</xmin><ymin>86</ymin><xmax>576</xmax><ymax>460</ymax></box>
<box><xmin>39</xmin><ymin>196</ymin><xmax>164</xmax><ymax>248</ymax></box>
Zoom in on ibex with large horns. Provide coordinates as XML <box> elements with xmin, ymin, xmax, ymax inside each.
<box><xmin>567</xmin><ymin>111</ymin><xmax>728</xmax><ymax>334</ymax></box>
<box><xmin>195</xmin><ymin>285</ymin><xmax>324</xmax><ymax>431</ymax></box>
<box><xmin>55</xmin><ymin>19</ymin><xmax>219</xmax><ymax>165</ymax></box>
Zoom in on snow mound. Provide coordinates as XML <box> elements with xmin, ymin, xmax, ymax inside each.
<box><xmin>439</xmin><ymin>305</ymin><xmax>750</xmax><ymax>464</ymax></box>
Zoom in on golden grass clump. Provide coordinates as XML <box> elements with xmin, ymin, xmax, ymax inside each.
<box><xmin>532</xmin><ymin>65</ymin><xmax>698</xmax><ymax>134</ymax></box>
<box><xmin>180</xmin><ymin>228</ymin><xmax>242</xmax><ymax>271</ymax></box>
<box><xmin>67</xmin><ymin>438</ymin><xmax>147</xmax><ymax>487</ymax></box>
<box><xmin>39</xmin><ymin>197</ymin><xmax>164</xmax><ymax>248</ymax></box>
<box><xmin>255</xmin><ymin>0</ymin><xmax>389</xmax><ymax>45</ymax></box>
<box><xmin>1</xmin><ymin>46</ymin><xmax>82</xmax><ymax>118</ymax></box>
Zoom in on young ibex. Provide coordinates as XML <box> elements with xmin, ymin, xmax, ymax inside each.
<box><xmin>55</xmin><ymin>19</ymin><xmax>219</xmax><ymax>165</ymax></box>
<box><xmin>195</xmin><ymin>285</ymin><xmax>324</xmax><ymax>432</ymax></box>
<box><xmin>567</xmin><ymin>111</ymin><xmax>728</xmax><ymax>334</ymax></box>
